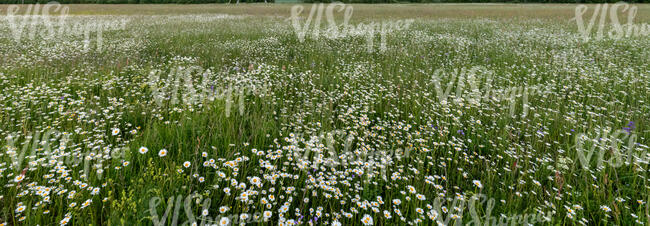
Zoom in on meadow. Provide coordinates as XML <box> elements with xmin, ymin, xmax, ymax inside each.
<box><xmin>0</xmin><ymin>3</ymin><xmax>649</xmax><ymax>225</ymax></box>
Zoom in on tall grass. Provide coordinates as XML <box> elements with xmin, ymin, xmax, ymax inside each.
<box><xmin>0</xmin><ymin>4</ymin><xmax>649</xmax><ymax>226</ymax></box>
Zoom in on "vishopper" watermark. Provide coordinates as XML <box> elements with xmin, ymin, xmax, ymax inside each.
<box><xmin>283</xmin><ymin>128</ymin><xmax>415</xmax><ymax>182</ymax></box>
<box><xmin>149</xmin><ymin>193</ymin><xmax>267</xmax><ymax>226</ymax></box>
<box><xmin>431</xmin><ymin>66</ymin><xmax>547</xmax><ymax>118</ymax></box>
<box><xmin>3</xmin><ymin>1</ymin><xmax>128</xmax><ymax>52</ymax></box>
<box><xmin>4</xmin><ymin>129</ymin><xmax>129</xmax><ymax>182</ymax></box>
<box><xmin>289</xmin><ymin>2</ymin><xmax>413</xmax><ymax>53</ymax></box>
<box><xmin>574</xmin><ymin>122</ymin><xmax>648</xmax><ymax>170</ymax></box>
<box><xmin>146</xmin><ymin>65</ymin><xmax>270</xmax><ymax>117</ymax></box>
<box><xmin>466</xmin><ymin>194</ymin><xmax>554</xmax><ymax>226</ymax></box>
<box><xmin>413</xmin><ymin>193</ymin><xmax>554</xmax><ymax>225</ymax></box>
<box><xmin>573</xmin><ymin>2</ymin><xmax>649</xmax><ymax>41</ymax></box>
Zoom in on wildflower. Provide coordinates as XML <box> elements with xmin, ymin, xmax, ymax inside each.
<box><xmin>81</xmin><ymin>199</ymin><xmax>92</xmax><ymax>208</ymax></box>
<box><xmin>183</xmin><ymin>161</ymin><xmax>191</xmax><ymax>168</ymax></box>
<box><xmin>407</xmin><ymin>185</ymin><xmax>417</xmax><ymax>194</ymax></box>
<box><xmin>138</xmin><ymin>147</ymin><xmax>148</xmax><ymax>154</ymax></box>
<box><xmin>361</xmin><ymin>214</ymin><xmax>374</xmax><ymax>225</ymax></box>
<box><xmin>91</xmin><ymin>188</ymin><xmax>100</xmax><ymax>195</ymax></box>
<box><xmin>158</xmin><ymin>149</ymin><xmax>168</xmax><ymax>157</ymax></box>
<box><xmin>14</xmin><ymin>175</ymin><xmax>25</xmax><ymax>183</ymax></box>
<box><xmin>383</xmin><ymin>210</ymin><xmax>392</xmax><ymax>219</ymax></box>
<box><xmin>472</xmin><ymin>180</ymin><xmax>483</xmax><ymax>188</ymax></box>
<box><xmin>429</xmin><ymin>210</ymin><xmax>439</xmax><ymax>220</ymax></box>
<box><xmin>263</xmin><ymin>211</ymin><xmax>272</xmax><ymax>219</ymax></box>
<box><xmin>60</xmin><ymin>215</ymin><xmax>71</xmax><ymax>226</ymax></box>
<box><xmin>250</xmin><ymin>176</ymin><xmax>262</xmax><ymax>187</ymax></box>
<box><xmin>219</xmin><ymin>217</ymin><xmax>230</xmax><ymax>226</ymax></box>
<box><xmin>111</xmin><ymin>128</ymin><xmax>120</xmax><ymax>136</ymax></box>
<box><xmin>67</xmin><ymin>191</ymin><xmax>76</xmax><ymax>199</ymax></box>
<box><xmin>623</xmin><ymin>121</ymin><xmax>635</xmax><ymax>134</ymax></box>
<box><xmin>600</xmin><ymin>205</ymin><xmax>611</xmax><ymax>212</ymax></box>
<box><xmin>15</xmin><ymin>205</ymin><xmax>26</xmax><ymax>213</ymax></box>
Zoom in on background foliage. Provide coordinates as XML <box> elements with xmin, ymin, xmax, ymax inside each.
<box><xmin>0</xmin><ymin>0</ymin><xmax>648</xmax><ymax>5</ymax></box>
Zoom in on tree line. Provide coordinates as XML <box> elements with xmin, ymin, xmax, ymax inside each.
<box><xmin>0</xmin><ymin>0</ymin><xmax>646</xmax><ymax>4</ymax></box>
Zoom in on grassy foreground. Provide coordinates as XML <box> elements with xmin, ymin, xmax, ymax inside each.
<box><xmin>0</xmin><ymin>3</ymin><xmax>649</xmax><ymax>226</ymax></box>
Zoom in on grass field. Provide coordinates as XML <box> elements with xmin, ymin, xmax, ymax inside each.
<box><xmin>0</xmin><ymin>3</ymin><xmax>649</xmax><ymax>226</ymax></box>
